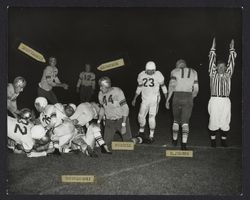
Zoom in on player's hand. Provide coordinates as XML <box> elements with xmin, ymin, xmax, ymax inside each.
<box><xmin>230</xmin><ymin>39</ymin><xmax>235</xmax><ymax>50</ymax></box>
<box><xmin>121</xmin><ymin>126</ymin><xmax>126</xmax><ymax>135</ymax></box>
<box><xmin>165</xmin><ymin>101</ymin><xmax>170</xmax><ymax>110</ymax></box>
<box><xmin>131</xmin><ymin>99</ymin><xmax>136</xmax><ymax>107</ymax></box>
<box><xmin>211</xmin><ymin>37</ymin><xmax>216</xmax><ymax>49</ymax></box>
<box><xmin>63</xmin><ymin>83</ymin><xmax>69</xmax><ymax>90</ymax></box>
<box><xmin>72</xmin><ymin>119</ymin><xmax>79</xmax><ymax>125</ymax></box>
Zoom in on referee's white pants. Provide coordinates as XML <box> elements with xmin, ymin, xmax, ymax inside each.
<box><xmin>208</xmin><ymin>97</ymin><xmax>231</xmax><ymax>131</ymax></box>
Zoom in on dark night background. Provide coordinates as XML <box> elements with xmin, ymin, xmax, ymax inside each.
<box><xmin>8</xmin><ymin>8</ymin><xmax>242</xmax><ymax>143</ymax></box>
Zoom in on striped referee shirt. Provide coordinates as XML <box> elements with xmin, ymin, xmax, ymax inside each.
<box><xmin>208</xmin><ymin>48</ymin><xmax>237</xmax><ymax>97</ymax></box>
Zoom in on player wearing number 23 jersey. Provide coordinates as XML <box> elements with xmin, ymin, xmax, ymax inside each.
<box><xmin>132</xmin><ymin>61</ymin><xmax>168</xmax><ymax>142</ymax></box>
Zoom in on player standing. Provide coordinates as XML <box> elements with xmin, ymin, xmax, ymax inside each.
<box><xmin>98</xmin><ymin>76</ymin><xmax>132</xmax><ymax>148</ymax></box>
<box><xmin>37</xmin><ymin>57</ymin><xmax>69</xmax><ymax>104</ymax></box>
<box><xmin>208</xmin><ymin>38</ymin><xmax>237</xmax><ymax>147</ymax></box>
<box><xmin>7</xmin><ymin>76</ymin><xmax>27</xmax><ymax>118</ymax></box>
<box><xmin>132</xmin><ymin>61</ymin><xmax>168</xmax><ymax>143</ymax></box>
<box><xmin>166</xmin><ymin>59</ymin><xmax>199</xmax><ymax>150</ymax></box>
<box><xmin>76</xmin><ymin>64</ymin><xmax>96</xmax><ymax>102</ymax></box>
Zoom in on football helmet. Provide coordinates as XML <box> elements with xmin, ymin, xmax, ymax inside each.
<box><xmin>98</xmin><ymin>76</ymin><xmax>111</xmax><ymax>88</ymax></box>
<box><xmin>13</xmin><ymin>76</ymin><xmax>26</xmax><ymax>88</ymax></box>
<box><xmin>19</xmin><ymin>108</ymin><xmax>32</xmax><ymax>120</ymax></box>
<box><xmin>145</xmin><ymin>61</ymin><xmax>156</xmax><ymax>71</ymax></box>
<box><xmin>34</xmin><ymin>97</ymin><xmax>48</xmax><ymax>108</ymax></box>
<box><xmin>176</xmin><ymin>59</ymin><xmax>187</xmax><ymax>68</ymax></box>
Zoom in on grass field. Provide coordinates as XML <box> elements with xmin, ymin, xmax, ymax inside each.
<box><xmin>6</xmin><ymin>110</ymin><xmax>242</xmax><ymax>195</ymax></box>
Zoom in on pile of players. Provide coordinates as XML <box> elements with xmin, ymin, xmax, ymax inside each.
<box><xmin>7</xmin><ymin>37</ymin><xmax>237</xmax><ymax>157</ymax></box>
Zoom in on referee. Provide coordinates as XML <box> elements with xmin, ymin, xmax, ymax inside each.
<box><xmin>208</xmin><ymin>38</ymin><xmax>237</xmax><ymax>147</ymax></box>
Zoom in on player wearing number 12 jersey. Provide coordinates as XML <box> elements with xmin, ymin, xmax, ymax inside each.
<box><xmin>132</xmin><ymin>61</ymin><xmax>168</xmax><ymax>142</ymax></box>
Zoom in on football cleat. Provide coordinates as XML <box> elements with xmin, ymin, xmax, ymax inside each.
<box><xmin>100</xmin><ymin>144</ymin><xmax>112</xmax><ymax>154</ymax></box>
<box><xmin>172</xmin><ymin>139</ymin><xmax>178</xmax><ymax>147</ymax></box>
<box><xmin>221</xmin><ymin>139</ymin><xmax>228</xmax><ymax>147</ymax></box>
<box><xmin>52</xmin><ymin>148</ymin><xmax>61</xmax><ymax>156</ymax></box>
<box><xmin>211</xmin><ymin>139</ymin><xmax>216</xmax><ymax>148</ymax></box>
<box><xmin>86</xmin><ymin>145</ymin><xmax>98</xmax><ymax>158</ymax></box>
<box><xmin>181</xmin><ymin>143</ymin><xmax>187</xmax><ymax>150</ymax></box>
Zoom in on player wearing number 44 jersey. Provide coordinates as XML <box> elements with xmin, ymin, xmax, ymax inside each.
<box><xmin>98</xmin><ymin>76</ymin><xmax>132</xmax><ymax>148</ymax></box>
<box><xmin>132</xmin><ymin>61</ymin><xmax>168</xmax><ymax>143</ymax></box>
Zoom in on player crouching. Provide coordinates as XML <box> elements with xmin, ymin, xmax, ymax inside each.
<box><xmin>64</xmin><ymin>103</ymin><xmax>112</xmax><ymax>155</ymax></box>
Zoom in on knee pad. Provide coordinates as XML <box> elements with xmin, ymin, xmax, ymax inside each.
<box><xmin>172</xmin><ymin>122</ymin><xmax>179</xmax><ymax>132</ymax></box>
<box><xmin>182</xmin><ymin>123</ymin><xmax>189</xmax><ymax>134</ymax></box>
<box><xmin>138</xmin><ymin>114</ymin><xmax>146</xmax><ymax>126</ymax></box>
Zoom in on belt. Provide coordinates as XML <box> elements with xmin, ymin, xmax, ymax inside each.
<box><xmin>211</xmin><ymin>95</ymin><xmax>228</xmax><ymax>98</ymax></box>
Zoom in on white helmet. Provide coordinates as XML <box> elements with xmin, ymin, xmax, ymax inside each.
<box><xmin>31</xmin><ymin>125</ymin><xmax>46</xmax><ymax>139</ymax></box>
<box><xmin>34</xmin><ymin>97</ymin><xmax>48</xmax><ymax>108</ymax></box>
<box><xmin>68</xmin><ymin>103</ymin><xmax>76</xmax><ymax>111</ymax></box>
<box><xmin>145</xmin><ymin>61</ymin><xmax>156</xmax><ymax>71</ymax></box>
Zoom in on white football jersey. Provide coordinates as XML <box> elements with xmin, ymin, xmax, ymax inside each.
<box><xmin>40</xmin><ymin>103</ymin><xmax>68</xmax><ymax>128</ymax></box>
<box><xmin>7</xmin><ymin>116</ymin><xmax>34</xmax><ymax>151</ymax></box>
<box><xmin>137</xmin><ymin>70</ymin><xmax>165</xmax><ymax>101</ymax></box>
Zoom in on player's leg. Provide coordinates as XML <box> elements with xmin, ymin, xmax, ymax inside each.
<box><xmin>172</xmin><ymin>94</ymin><xmax>181</xmax><ymax>146</ymax></box>
<box><xmin>86</xmin><ymin>123</ymin><xmax>111</xmax><ymax>154</ymax></box>
<box><xmin>180</xmin><ymin>93</ymin><xmax>193</xmax><ymax>150</ymax></box>
<box><xmin>138</xmin><ymin>101</ymin><xmax>149</xmax><ymax>136</ymax></box>
<box><xmin>103</xmin><ymin>119</ymin><xmax>116</xmax><ymax>148</ymax></box>
<box><xmin>219</xmin><ymin>98</ymin><xmax>231</xmax><ymax>147</ymax></box>
<box><xmin>119</xmin><ymin>118</ymin><xmax>132</xmax><ymax>142</ymax></box>
<box><xmin>148</xmin><ymin>97</ymin><xmax>160</xmax><ymax>142</ymax></box>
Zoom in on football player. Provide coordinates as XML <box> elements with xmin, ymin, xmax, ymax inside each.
<box><xmin>37</xmin><ymin>57</ymin><xmax>69</xmax><ymax>104</ymax></box>
<box><xmin>64</xmin><ymin>103</ymin><xmax>111</xmax><ymax>154</ymax></box>
<box><xmin>7</xmin><ymin>76</ymin><xmax>26</xmax><ymax>118</ymax></box>
<box><xmin>76</xmin><ymin>63</ymin><xmax>96</xmax><ymax>102</ymax></box>
<box><xmin>98</xmin><ymin>76</ymin><xmax>132</xmax><ymax>149</ymax></box>
<box><xmin>34</xmin><ymin>97</ymin><xmax>75</xmax><ymax>153</ymax></box>
<box><xmin>7</xmin><ymin>109</ymin><xmax>52</xmax><ymax>157</ymax></box>
<box><xmin>132</xmin><ymin>61</ymin><xmax>168</xmax><ymax>142</ymax></box>
<box><xmin>166</xmin><ymin>59</ymin><xmax>199</xmax><ymax>150</ymax></box>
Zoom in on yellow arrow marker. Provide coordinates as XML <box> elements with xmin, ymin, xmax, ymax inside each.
<box><xmin>18</xmin><ymin>42</ymin><xmax>46</xmax><ymax>63</ymax></box>
<box><xmin>97</xmin><ymin>58</ymin><xmax>125</xmax><ymax>71</ymax></box>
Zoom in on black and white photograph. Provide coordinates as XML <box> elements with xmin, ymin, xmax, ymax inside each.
<box><xmin>2</xmin><ymin>2</ymin><xmax>245</xmax><ymax>196</ymax></box>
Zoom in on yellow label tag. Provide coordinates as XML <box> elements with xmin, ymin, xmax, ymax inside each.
<box><xmin>166</xmin><ymin>150</ymin><xmax>193</xmax><ymax>157</ymax></box>
<box><xmin>18</xmin><ymin>42</ymin><xmax>46</xmax><ymax>63</ymax></box>
<box><xmin>112</xmin><ymin>141</ymin><xmax>134</xmax><ymax>150</ymax></box>
<box><xmin>97</xmin><ymin>58</ymin><xmax>125</xmax><ymax>71</ymax></box>
<box><xmin>61</xmin><ymin>175</ymin><xmax>95</xmax><ymax>183</ymax></box>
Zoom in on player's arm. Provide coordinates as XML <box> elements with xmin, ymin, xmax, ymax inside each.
<box><xmin>159</xmin><ymin>73</ymin><xmax>168</xmax><ymax>99</ymax></box>
<box><xmin>97</xmin><ymin>92</ymin><xmax>105</xmax><ymax>124</ymax></box>
<box><xmin>166</xmin><ymin>71</ymin><xmax>177</xmax><ymax>109</ymax></box>
<box><xmin>192</xmin><ymin>70</ymin><xmax>199</xmax><ymax>98</ymax></box>
<box><xmin>91</xmin><ymin>74</ymin><xmax>96</xmax><ymax>90</ymax></box>
<box><xmin>118</xmin><ymin>89</ymin><xmax>129</xmax><ymax>124</ymax></box>
<box><xmin>209</xmin><ymin>37</ymin><xmax>217</xmax><ymax>77</ymax></box>
<box><xmin>226</xmin><ymin>39</ymin><xmax>237</xmax><ymax>78</ymax></box>
<box><xmin>7</xmin><ymin>85</ymin><xmax>19</xmax><ymax>116</ymax></box>
<box><xmin>132</xmin><ymin>75</ymin><xmax>143</xmax><ymax>106</ymax></box>
<box><xmin>76</xmin><ymin>72</ymin><xmax>82</xmax><ymax>93</ymax></box>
